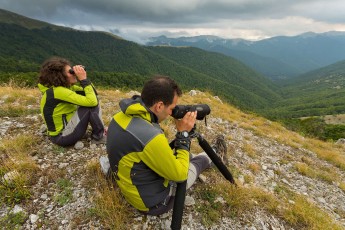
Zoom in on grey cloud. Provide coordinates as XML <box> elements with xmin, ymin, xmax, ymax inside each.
<box><xmin>3</xmin><ymin>0</ymin><xmax>344</xmax><ymax>24</ymax></box>
<box><xmin>1</xmin><ymin>0</ymin><xmax>345</xmax><ymax>43</ymax></box>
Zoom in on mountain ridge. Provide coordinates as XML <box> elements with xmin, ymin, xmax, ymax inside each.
<box><xmin>147</xmin><ymin>32</ymin><xmax>345</xmax><ymax>80</ymax></box>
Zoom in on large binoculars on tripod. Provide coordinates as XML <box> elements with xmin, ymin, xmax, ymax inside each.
<box><xmin>171</xmin><ymin>104</ymin><xmax>210</xmax><ymax>120</ymax></box>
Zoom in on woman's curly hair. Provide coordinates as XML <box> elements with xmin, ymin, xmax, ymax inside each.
<box><xmin>38</xmin><ymin>57</ymin><xmax>71</xmax><ymax>88</ymax></box>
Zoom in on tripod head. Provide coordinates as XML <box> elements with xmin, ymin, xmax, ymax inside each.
<box><xmin>187</xmin><ymin>124</ymin><xmax>199</xmax><ymax>139</ymax></box>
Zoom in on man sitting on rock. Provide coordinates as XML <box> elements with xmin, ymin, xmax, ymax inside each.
<box><xmin>106</xmin><ymin>75</ymin><xmax>226</xmax><ymax>215</ymax></box>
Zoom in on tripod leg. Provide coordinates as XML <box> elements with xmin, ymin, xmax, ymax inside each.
<box><xmin>198</xmin><ymin>136</ymin><xmax>236</xmax><ymax>185</ymax></box>
<box><xmin>171</xmin><ymin>180</ymin><xmax>187</xmax><ymax>230</ymax></box>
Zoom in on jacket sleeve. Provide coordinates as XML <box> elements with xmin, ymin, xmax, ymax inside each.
<box><xmin>139</xmin><ymin>133</ymin><xmax>189</xmax><ymax>182</ymax></box>
<box><xmin>54</xmin><ymin>84</ymin><xmax>98</xmax><ymax>107</ymax></box>
<box><xmin>71</xmin><ymin>81</ymin><xmax>98</xmax><ymax>95</ymax></box>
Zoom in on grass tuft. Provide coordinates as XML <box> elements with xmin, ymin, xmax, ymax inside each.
<box><xmin>283</xmin><ymin>194</ymin><xmax>343</xmax><ymax>230</ymax></box>
<box><xmin>0</xmin><ymin>135</ymin><xmax>40</xmax><ymax>205</ymax></box>
<box><xmin>54</xmin><ymin>178</ymin><xmax>73</xmax><ymax>206</ymax></box>
<box><xmin>0</xmin><ymin>211</ymin><xmax>27</xmax><ymax>229</ymax></box>
<box><xmin>85</xmin><ymin>159</ymin><xmax>132</xmax><ymax>230</ymax></box>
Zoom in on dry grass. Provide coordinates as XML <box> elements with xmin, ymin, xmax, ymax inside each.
<box><xmin>0</xmin><ymin>135</ymin><xmax>40</xmax><ymax>205</ymax></box>
<box><xmin>0</xmin><ymin>83</ymin><xmax>40</xmax><ymax>117</ymax></box>
<box><xmin>243</xmin><ymin>143</ymin><xmax>257</xmax><ymax>158</ymax></box>
<box><xmin>194</xmin><ymin>180</ymin><xmax>344</xmax><ymax>230</ymax></box>
<box><xmin>248</xmin><ymin>163</ymin><xmax>261</xmax><ymax>173</ymax></box>
<box><xmin>295</xmin><ymin>161</ymin><xmax>340</xmax><ymax>185</ymax></box>
<box><xmin>339</xmin><ymin>182</ymin><xmax>345</xmax><ymax>192</ymax></box>
<box><xmin>283</xmin><ymin>194</ymin><xmax>343</xmax><ymax>230</ymax></box>
<box><xmin>97</xmin><ymin>89</ymin><xmax>123</xmax><ymax>126</ymax></box>
<box><xmin>179</xmin><ymin>91</ymin><xmax>345</xmax><ymax>175</ymax></box>
<box><xmin>85</xmin><ymin>159</ymin><xmax>132</xmax><ymax>230</ymax></box>
<box><xmin>322</xmin><ymin>114</ymin><xmax>345</xmax><ymax>125</ymax></box>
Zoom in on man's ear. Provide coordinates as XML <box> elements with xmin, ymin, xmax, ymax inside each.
<box><xmin>151</xmin><ymin>101</ymin><xmax>164</xmax><ymax>113</ymax></box>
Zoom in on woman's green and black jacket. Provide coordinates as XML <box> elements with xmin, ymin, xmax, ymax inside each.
<box><xmin>38</xmin><ymin>79</ymin><xmax>98</xmax><ymax>136</ymax></box>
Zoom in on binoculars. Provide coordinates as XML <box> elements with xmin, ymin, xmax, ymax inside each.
<box><xmin>171</xmin><ymin>104</ymin><xmax>210</xmax><ymax>120</ymax></box>
<box><xmin>69</xmin><ymin>66</ymin><xmax>86</xmax><ymax>75</ymax></box>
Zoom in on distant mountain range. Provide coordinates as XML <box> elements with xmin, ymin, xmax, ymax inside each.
<box><xmin>147</xmin><ymin>33</ymin><xmax>345</xmax><ymax>81</ymax></box>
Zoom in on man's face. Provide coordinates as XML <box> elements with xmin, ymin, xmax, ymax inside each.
<box><xmin>156</xmin><ymin>94</ymin><xmax>178</xmax><ymax>123</ymax></box>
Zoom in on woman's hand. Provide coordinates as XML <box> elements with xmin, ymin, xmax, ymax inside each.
<box><xmin>73</xmin><ymin>65</ymin><xmax>87</xmax><ymax>81</ymax></box>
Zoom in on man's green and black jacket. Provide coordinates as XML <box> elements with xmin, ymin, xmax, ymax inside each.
<box><xmin>107</xmin><ymin>96</ymin><xmax>190</xmax><ymax>212</ymax></box>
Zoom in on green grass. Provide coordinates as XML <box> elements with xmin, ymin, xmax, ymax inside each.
<box><xmin>0</xmin><ymin>211</ymin><xmax>27</xmax><ymax>230</ymax></box>
<box><xmin>54</xmin><ymin>178</ymin><xmax>73</xmax><ymax>206</ymax></box>
<box><xmin>0</xmin><ymin>103</ymin><xmax>40</xmax><ymax>117</ymax></box>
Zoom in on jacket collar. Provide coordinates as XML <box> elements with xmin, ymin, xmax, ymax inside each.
<box><xmin>119</xmin><ymin>95</ymin><xmax>158</xmax><ymax>123</ymax></box>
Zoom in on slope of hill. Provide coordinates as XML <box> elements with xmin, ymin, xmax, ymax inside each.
<box><xmin>0</xmin><ymin>8</ymin><xmax>62</xmax><ymax>30</ymax></box>
<box><xmin>209</xmin><ymin>45</ymin><xmax>300</xmax><ymax>80</ymax></box>
<box><xmin>0</xmin><ymin>8</ymin><xmax>279</xmax><ymax>111</ymax></box>
<box><xmin>263</xmin><ymin>60</ymin><xmax>345</xmax><ymax>119</ymax></box>
<box><xmin>147</xmin><ymin>46</ymin><xmax>280</xmax><ymax>106</ymax></box>
<box><xmin>147</xmin><ymin>32</ymin><xmax>345</xmax><ymax>80</ymax></box>
<box><xmin>1</xmin><ymin>85</ymin><xmax>345</xmax><ymax>229</ymax></box>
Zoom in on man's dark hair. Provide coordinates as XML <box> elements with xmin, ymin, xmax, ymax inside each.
<box><xmin>141</xmin><ymin>75</ymin><xmax>182</xmax><ymax>107</ymax></box>
<box><xmin>38</xmin><ymin>57</ymin><xmax>71</xmax><ymax>88</ymax></box>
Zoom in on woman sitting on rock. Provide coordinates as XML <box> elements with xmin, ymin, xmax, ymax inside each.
<box><xmin>38</xmin><ymin>57</ymin><xmax>106</xmax><ymax>146</ymax></box>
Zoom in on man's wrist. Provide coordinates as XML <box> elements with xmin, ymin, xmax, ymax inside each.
<box><xmin>176</xmin><ymin>130</ymin><xmax>189</xmax><ymax>138</ymax></box>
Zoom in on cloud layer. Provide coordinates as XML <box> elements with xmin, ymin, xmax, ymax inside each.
<box><xmin>1</xmin><ymin>0</ymin><xmax>345</xmax><ymax>43</ymax></box>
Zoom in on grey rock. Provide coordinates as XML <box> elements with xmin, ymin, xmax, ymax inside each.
<box><xmin>12</xmin><ymin>205</ymin><xmax>24</xmax><ymax>214</ymax></box>
<box><xmin>335</xmin><ymin>138</ymin><xmax>345</xmax><ymax>145</ymax></box>
<box><xmin>184</xmin><ymin>196</ymin><xmax>195</xmax><ymax>206</ymax></box>
<box><xmin>74</xmin><ymin>141</ymin><xmax>84</xmax><ymax>150</ymax></box>
<box><xmin>40</xmin><ymin>124</ymin><xmax>47</xmax><ymax>133</ymax></box>
<box><xmin>99</xmin><ymin>155</ymin><xmax>110</xmax><ymax>175</ymax></box>
<box><xmin>30</xmin><ymin>214</ymin><xmax>39</xmax><ymax>224</ymax></box>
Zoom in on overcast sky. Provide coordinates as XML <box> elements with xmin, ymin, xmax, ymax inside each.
<box><xmin>1</xmin><ymin>0</ymin><xmax>345</xmax><ymax>44</ymax></box>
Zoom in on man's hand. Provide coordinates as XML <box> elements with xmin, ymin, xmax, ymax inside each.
<box><xmin>175</xmin><ymin>111</ymin><xmax>197</xmax><ymax>132</ymax></box>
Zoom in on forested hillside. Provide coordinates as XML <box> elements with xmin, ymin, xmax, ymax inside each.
<box><xmin>264</xmin><ymin>60</ymin><xmax>345</xmax><ymax>119</ymax></box>
<box><xmin>0</xmin><ymin>8</ymin><xmax>279</xmax><ymax>110</ymax></box>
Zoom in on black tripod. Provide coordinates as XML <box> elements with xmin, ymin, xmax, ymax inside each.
<box><xmin>170</xmin><ymin>126</ymin><xmax>236</xmax><ymax>230</ymax></box>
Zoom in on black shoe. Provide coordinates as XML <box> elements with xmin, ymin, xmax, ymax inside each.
<box><xmin>212</xmin><ymin>135</ymin><xmax>228</xmax><ymax>165</ymax></box>
<box><xmin>91</xmin><ymin>135</ymin><xmax>107</xmax><ymax>145</ymax></box>
<box><xmin>82</xmin><ymin>132</ymin><xmax>90</xmax><ymax>140</ymax></box>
